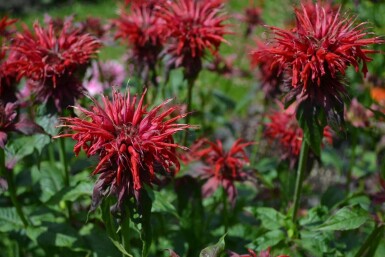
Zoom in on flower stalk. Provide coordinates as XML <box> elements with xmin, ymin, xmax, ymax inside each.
<box><xmin>183</xmin><ymin>77</ymin><xmax>195</xmax><ymax>145</ymax></box>
<box><xmin>59</xmin><ymin>137</ymin><xmax>72</xmax><ymax>218</ymax></box>
<box><xmin>291</xmin><ymin>139</ymin><xmax>310</xmax><ymax>223</ymax></box>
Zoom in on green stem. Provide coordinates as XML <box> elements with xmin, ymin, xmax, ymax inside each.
<box><xmin>183</xmin><ymin>78</ymin><xmax>195</xmax><ymax>145</ymax></box>
<box><xmin>59</xmin><ymin>138</ymin><xmax>69</xmax><ymax>186</ymax></box>
<box><xmin>58</xmin><ymin>138</ymin><xmax>72</xmax><ymax>218</ymax></box>
<box><xmin>354</xmin><ymin>224</ymin><xmax>384</xmax><ymax>257</ymax></box>
<box><xmin>222</xmin><ymin>185</ymin><xmax>228</xmax><ymax>233</ymax></box>
<box><xmin>0</xmin><ymin>148</ymin><xmax>29</xmax><ymax>227</ymax></box>
<box><xmin>291</xmin><ymin>139</ymin><xmax>310</xmax><ymax>223</ymax></box>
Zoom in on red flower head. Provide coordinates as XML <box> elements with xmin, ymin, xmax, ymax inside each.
<box><xmin>115</xmin><ymin>2</ymin><xmax>164</xmax><ymax>83</ymax></box>
<box><xmin>188</xmin><ymin>138</ymin><xmax>253</xmax><ymax>204</ymax></box>
<box><xmin>265</xmin><ymin>103</ymin><xmax>333</xmax><ymax>167</ymax></box>
<box><xmin>235</xmin><ymin>0</ymin><xmax>263</xmax><ymax>37</ymax></box>
<box><xmin>10</xmin><ymin>21</ymin><xmax>101</xmax><ymax>112</ymax></box>
<box><xmin>0</xmin><ymin>49</ymin><xmax>18</xmax><ymax>104</ymax></box>
<box><xmin>158</xmin><ymin>0</ymin><xmax>230</xmax><ymax>80</ymax></box>
<box><xmin>250</xmin><ymin>40</ymin><xmax>283</xmax><ymax>99</ymax></box>
<box><xmin>253</xmin><ymin>2</ymin><xmax>383</xmax><ymax>128</ymax></box>
<box><xmin>56</xmin><ymin>89</ymin><xmax>191</xmax><ymax>209</ymax></box>
<box><xmin>0</xmin><ymin>17</ymin><xmax>18</xmax><ymax>103</ymax></box>
<box><xmin>229</xmin><ymin>248</ymin><xmax>290</xmax><ymax>257</ymax></box>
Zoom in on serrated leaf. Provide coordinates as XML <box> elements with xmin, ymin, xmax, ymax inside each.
<box><xmin>246</xmin><ymin>207</ymin><xmax>285</xmax><ymax>230</ymax></box>
<box><xmin>26</xmin><ymin>222</ymin><xmax>86</xmax><ymax>251</ymax></box>
<box><xmin>45</xmin><ymin>182</ymin><xmax>92</xmax><ymax>205</ymax></box>
<box><xmin>199</xmin><ymin>234</ymin><xmax>226</xmax><ymax>257</ymax></box>
<box><xmin>35</xmin><ymin>162</ymin><xmax>64</xmax><ymax>202</ymax></box>
<box><xmin>253</xmin><ymin>230</ymin><xmax>285</xmax><ymax>251</ymax></box>
<box><xmin>0</xmin><ymin>207</ymin><xmax>24</xmax><ymax>232</ymax></box>
<box><xmin>316</xmin><ymin>205</ymin><xmax>371</xmax><ymax>231</ymax></box>
<box><xmin>5</xmin><ymin>133</ymin><xmax>50</xmax><ymax>168</ymax></box>
<box><xmin>35</xmin><ymin>114</ymin><xmax>59</xmax><ymax>136</ymax></box>
<box><xmin>150</xmin><ymin>190</ymin><xmax>179</xmax><ymax>219</ymax></box>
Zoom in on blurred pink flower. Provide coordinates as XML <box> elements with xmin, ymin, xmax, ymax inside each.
<box><xmin>83</xmin><ymin>60</ymin><xmax>126</xmax><ymax>96</ymax></box>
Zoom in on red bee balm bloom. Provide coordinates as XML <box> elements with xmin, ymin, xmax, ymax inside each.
<box><xmin>188</xmin><ymin>139</ymin><xmax>253</xmax><ymax>204</ymax></box>
<box><xmin>253</xmin><ymin>3</ymin><xmax>383</xmax><ymax>127</ymax></box>
<box><xmin>158</xmin><ymin>0</ymin><xmax>230</xmax><ymax>79</ymax></box>
<box><xmin>10</xmin><ymin>21</ymin><xmax>101</xmax><ymax>111</ymax></box>
<box><xmin>114</xmin><ymin>2</ymin><xmax>164</xmax><ymax>83</ymax></box>
<box><xmin>265</xmin><ymin>103</ymin><xmax>333</xmax><ymax>166</ymax></box>
<box><xmin>250</xmin><ymin>41</ymin><xmax>283</xmax><ymax>99</ymax></box>
<box><xmin>57</xmin><ymin>90</ymin><xmax>191</xmax><ymax>209</ymax></box>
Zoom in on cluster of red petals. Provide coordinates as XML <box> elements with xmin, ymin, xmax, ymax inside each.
<box><xmin>250</xmin><ymin>41</ymin><xmax>283</xmax><ymax>99</ymax></box>
<box><xmin>253</xmin><ymin>2</ymin><xmax>382</xmax><ymax>111</ymax></box>
<box><xmin>235</xmin><ymin>1</ymin><xmax>263</xmax><ymax>37</ymax></box>
<box><xmin>230</xmin><ymin>248</ymin><xmax>290</xmax><ymax>257</ymax></box>
<box><xmin>158</xmin><ymin>0</ymin><xmax>229</xmax><ymax>78</ymax></box>
<box><xmin>9</xmin><ymin>21</ymin><xmax>101</xmax><ymax>111</ymax></box>
<box><xmin>57</xmin><ymin>90</ymin><xmax>190</xmax><ymax>207</ymax></box>
<box><xmin>12</xmin><ymin>22</ymin><xmax>101</xmax><ymax>83</ymax></box>
<box><xmin>114</xmin><ymin>3</ymin><xmax>164</xmax><ymax>66</ymax></box>
<box><xmin>0</xmin><ymin>17</ymin><xmax>18</xmax><ymax>103</ymax></box>
<box><xmin>115</xmin><ymin>4</ymin><xmax>164</xmax><ymax>48</ymax></box>
<box><xmin>265</xmin><ymin>104</ymin><xmax>332</xmax><ymax>165</ymax></box>
<box><xmin>188</xmin><ymin>138</ymin><xmax>253</xmax><ymax>202</ymax></box>
<box><xmin>0</xmin><ymin>16</ymin><xmax>17</xmax><ymax>37</ymax></box>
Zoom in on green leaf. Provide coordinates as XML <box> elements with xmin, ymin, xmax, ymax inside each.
<box><xmin>316</xmin><ymin>205</ymin><xmax>371</xmax><ymax>231</ymax></box>
<box><xmin>252</xmin><ymin>230</ymin><xmax>286</xmax><ymax>251</ymax></box>
<box><xmin>150</xmin><ymin>190</ymin><xmax>179</xmax><ymax>219</ymax></box>
<box><xmin>35</xmin><ymin>162</ymin><xmax>64</xmax><ymax>202</ymax></box>
<box><xmin>101</xmin><ymin>197</ymin><xmax>133</xmax><ymax>257</ymax></box>
<box><xmin>0</xmin><ymin>207</ymin><xmax>24</xmax><ymax>232</ymax></box>
<box><xmin>26</xmin><ymin>222</ymin><xmax>86</xmax><ymax>251</ymax></box>
<box><xmin>45</xmin><ymin>182</ymin><xmax>93</xmax><ymax>205</ymax></box>
<box><xmin>199</xmin><ymin>234</ymin><xmax>226</xmax><ymax>257</ymax></box>
<box><xmin>246</xmin><ymin>207</ymin><xmax>285</xmax><ymax>230</ymax></box>
<box><xmin>213</xmin><ymin>90</ymin><xmax>236</xmax><ymax>110</ymax></box>
<box><xmin>35</xmin><ymin>114</ymin><xmax>59</xmax><ymax>136</ymax></box>
<box><xmin>6</xmin><ymin>134</ymin><xmax>50</xmax><ymax>164</ymax></box>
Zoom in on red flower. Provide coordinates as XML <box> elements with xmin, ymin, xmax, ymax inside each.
<box><xmin>229</xmin><ymin>248</ymin><xmax>290</xmax><ymax>257</ymax></box>
<box><xmin>0</xmin><ymin>49</ymin><xmax>18</xmax><ymax>103</ymax></box>
<box><xmin>114</xmin><ymin>2</ymin><xmax>164</xmax><ymax>83</ymax></box>
<box><xmin>10</xmin><ymin>21</ymin><xmax>101</xmax><ymax>111</ymax></box>
<box><xmin>265</xmin><ymin>103</ymin><xmax>332</xmax><ymax>166</ymax></box>
<box><xmin>253</xmin><ymin>2</ymin><xmax>383</xmax><ymax>126</ymax></box>
<box><xmin>158</xmin><ymin>0</ymin><xmax>230</xmax><ymax>79</ymax></box>
<box><xmin>235</xmin><ymin>1</ymin><xmax>263</xmax><ymax>37</ymax></box>
<box><xmin>188</xmin><ymin>138</ymin><xmax>253</xmax><ymax>204</ymax></box>
<box><xmin>250</xmin><ymin>41</ymin><xmax>283</xmax><ymax>99</ymax></box>
<box><xmin>56</xmin><ymin>90</ymin><xmax>191</xmax><ymax>209</ymax></box>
